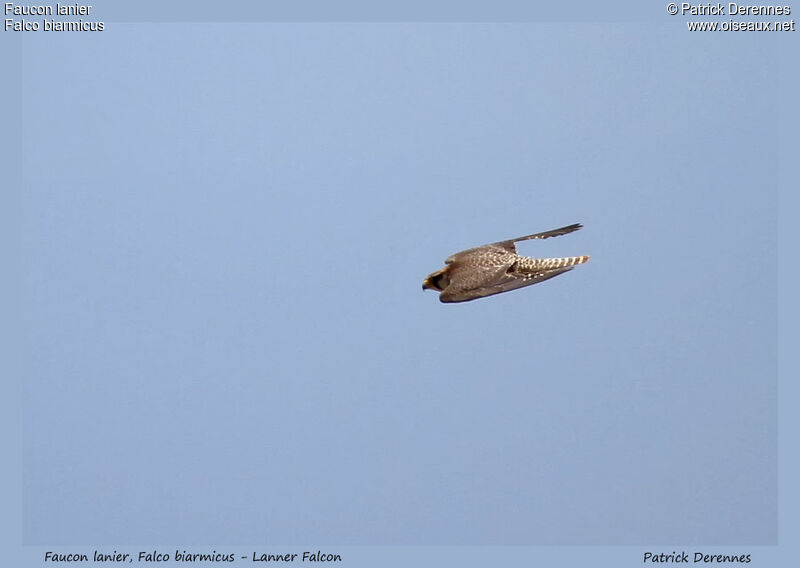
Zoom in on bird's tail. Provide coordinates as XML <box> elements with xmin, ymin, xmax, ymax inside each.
<box><xmin>512</xmin><ymin>255</ymin><xmax>589</xmax><ymax>282</ymax></box>
<box><xmin>535</xmin><ymin>255</ymin><xmax>590</xmax><ymax>270</ymax></box>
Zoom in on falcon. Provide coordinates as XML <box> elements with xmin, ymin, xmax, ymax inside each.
<box><xmin>422</xmin><ymin>223</ymin><xmax>589</xmax><ymax>303</ymax></box>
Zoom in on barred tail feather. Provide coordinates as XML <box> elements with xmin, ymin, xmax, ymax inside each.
<box><xmin>538</xmin><ymin>255</ymin><xmax>590</xmax><ymax>270</ymax></box>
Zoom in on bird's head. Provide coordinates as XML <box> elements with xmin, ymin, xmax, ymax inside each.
<box><xmin>422</xmin><ymin>268</ymin><xmax>450</xmax><ymax>292</ymax></box>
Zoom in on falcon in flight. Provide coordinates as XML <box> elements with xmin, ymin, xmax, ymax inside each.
<box><xmin>422</xmin><ymin>223</ymin><xmax>589</xmax><ymax>303</ymax></box>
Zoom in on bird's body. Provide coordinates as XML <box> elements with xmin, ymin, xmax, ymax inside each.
<box><xmin>422</xmin><ymin>223</ymin><xmax>589</xmax><ymax>303</ymax></box>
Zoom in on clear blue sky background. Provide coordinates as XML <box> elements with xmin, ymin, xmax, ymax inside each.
<box><xmin>21</xmin><ymin>21</ymin><xmax>778</xmax><ymax>545</ymax></box>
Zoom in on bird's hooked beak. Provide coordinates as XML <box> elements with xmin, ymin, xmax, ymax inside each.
<box><xmin>422</xmin><ymin>268</ymin><xmax>448</xmax><ymax>292</ymax></box>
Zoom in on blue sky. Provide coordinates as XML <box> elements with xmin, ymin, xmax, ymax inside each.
<box><xmin>19</xmin><ymin>19</ymin><xmax>780</xmax><ymax>547</ymax></box>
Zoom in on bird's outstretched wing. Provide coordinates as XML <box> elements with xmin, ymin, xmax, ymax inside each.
<box><xmin>491</xmin><ymin>223</ymin><xmax>583</xmax><ymax>253</ymax></box>
<box><xmin>439</xmin><ymin>265</ymin><xmax>577</xmax><ymax>303</ymax></box>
